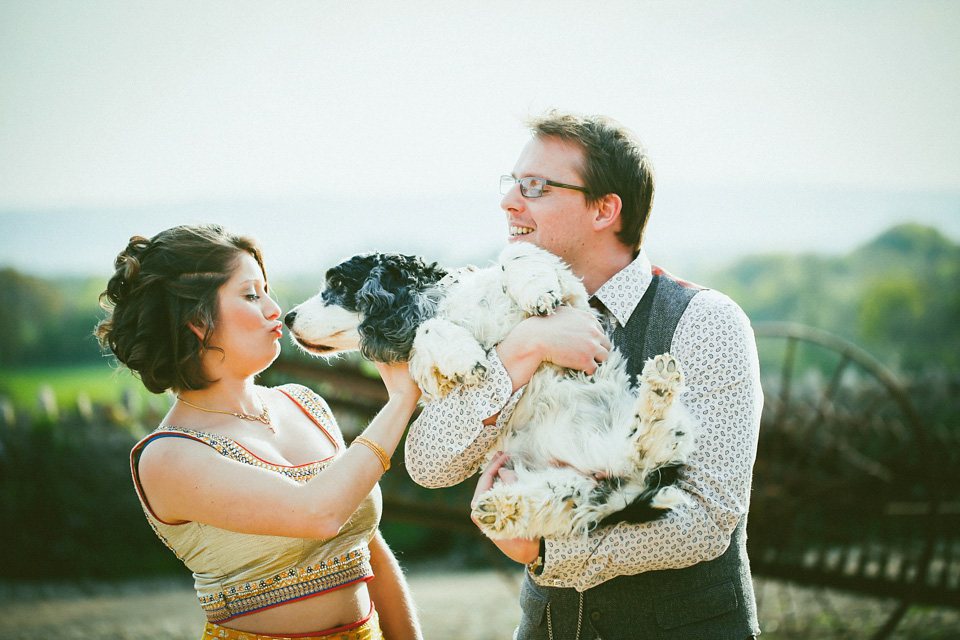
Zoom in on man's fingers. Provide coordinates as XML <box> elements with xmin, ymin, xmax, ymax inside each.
<box><xmin>472</xmin><ymin>451</ymin><xmax>509</xmax><ymax>505</ymax></box>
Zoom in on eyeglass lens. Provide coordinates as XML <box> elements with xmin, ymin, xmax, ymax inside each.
<box><xmin>500</xmin><ymin>176</ymin><xmax>546</xmax><ymax>197</ymax></box>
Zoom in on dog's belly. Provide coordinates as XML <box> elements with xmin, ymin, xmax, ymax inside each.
<box><xmin>498</xmin><ymin>353</ymin><xmax>640</xmax><ymax>476</ymax></box>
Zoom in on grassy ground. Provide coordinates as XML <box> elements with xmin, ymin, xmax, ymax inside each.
<box><xmin>0</xmin><ymin>363</ymin><xmax>165</xmax><ymax>414</ymax></box>
<box><xmin>1</xmin><ymin>570</ymin><xmax>957</xmax><ymax>639</ymax></box>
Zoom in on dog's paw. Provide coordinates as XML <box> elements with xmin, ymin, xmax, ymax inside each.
<box><xmin>461</xmin><ymin>360</ymin><xmax>488</xmax><ymax>386</ymax></box>
<box><xmin>411</xmin><ymin>319</ymin><xmax>489</xmax><ymax>400</ymax></box>
<box><xmin>415</xmin><ymin>366</ymin><xmax>457</xmax><ymax>401</ymax></box>
<box><xmin>636</xmin><ymin>353</ymin><xmax>685</xmax><ymax>421</ymax></box>
<box><xmin>472</xmin><ymin>489</ymin><xmax>526</xmax><ymax>539</ymax></box>
<box><xmin>414</xmin><ymin>359</ymin><xmax>487</xmax><ymax>401</ymax></box>
<box><xmin>625</xmin><ymin>354</ymin><xmax>696</xmax><ymax>468</ymax></box>
<box><xmin>500</xmin><ymin>244</ymin><xmax>572</xmax><ymax>317</ymax></box>
<box><xmin>436</xmin><ymin>347</ymin><xmax>488</xmax><ymax>389</ymax></box>
<box><xmin>649</xmin><ymin>485</ymin><xmax>690</xmax><ymax>511</ymax></box>
<box><xmin>519</xmin><ymin>288</ymin><xmax>563</xmax><ymax>317</ymax></box>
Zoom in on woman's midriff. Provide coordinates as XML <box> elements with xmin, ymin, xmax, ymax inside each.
<box><xmin>214</xmin><ymin>580</ymin><xmax>371</xmax><ymax>635</ymax></box>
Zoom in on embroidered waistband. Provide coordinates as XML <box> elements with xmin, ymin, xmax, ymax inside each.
<box><xmin>200</xmin><ymin>550</ymin><xmax>373</xmax><ymax>623</ymax></box>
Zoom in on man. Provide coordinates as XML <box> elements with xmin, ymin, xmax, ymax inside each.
<box><xmin>405</xmin><ymin>112</ymin><xmax>762</xmax><ymax>639</ymax></box>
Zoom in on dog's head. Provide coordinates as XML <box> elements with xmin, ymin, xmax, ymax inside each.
<box><xmin>286</xmin><ymin>252</ymin><xmax>448</xmax><ymax>363</ymax></box>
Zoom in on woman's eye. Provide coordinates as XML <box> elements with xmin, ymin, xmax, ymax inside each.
<box><xmin>246</xmin><ymin>294</ymin><xmax>260</xmax><ymax>301</ymax></box>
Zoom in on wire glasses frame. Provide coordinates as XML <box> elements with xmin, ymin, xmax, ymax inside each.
<box><xmin>500</xmin><ymin>175</ymin><xmax>589</xmax><ymax>198</ymax></box>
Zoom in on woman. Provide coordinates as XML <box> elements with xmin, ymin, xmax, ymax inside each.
<box><xmin>96</xmin><ymin>224</ymin><xmax>423</xmax><ymax>640</ymax></box>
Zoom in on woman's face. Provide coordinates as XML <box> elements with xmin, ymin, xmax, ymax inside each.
<box><xmin>203</xmin><ymin>252</ymin><xmax>283</xmax><ymax>378</ymax></box>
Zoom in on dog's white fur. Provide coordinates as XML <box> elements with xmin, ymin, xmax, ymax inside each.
<box><xmin>285</xmin><ymin>302</ymin><xmax>362</xmax><ymax>354</ymax></box>
<box><xmin>288</xmin><ymin>243</ymin><xmax>696</xmax><ymax>539</ymax></box>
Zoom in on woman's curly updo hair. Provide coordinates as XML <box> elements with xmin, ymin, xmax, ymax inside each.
<box><xmin>96</xmin><ymin>224</ymin><xmax>266</xmax><ymax>394</ymax></box>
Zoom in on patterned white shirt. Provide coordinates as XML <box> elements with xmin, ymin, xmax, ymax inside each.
<box><xmin>404</xmin><ymin>248</ymin><xmax>763</xmax><ymax>591</ymax></box>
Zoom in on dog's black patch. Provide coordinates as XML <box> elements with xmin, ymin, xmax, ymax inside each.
<box><xmin>321</xmin><ymin>253</ymin><xmax>448</xmax><ymax>363</ymax></box>
<box><xmin>594</xmin><ymin>463</ymin><xmax>683</xmax><ymax>527</ymax></box>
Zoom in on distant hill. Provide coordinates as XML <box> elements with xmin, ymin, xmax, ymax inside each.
<box><xmin>710</xmin><ymin>224</ymin><xmax>960</xmax><ymax>373</ymax></box>
<box><xmin>2</xmin><ymin>184</ymin><xmax>959</xmax><ymax>279</ymax></box>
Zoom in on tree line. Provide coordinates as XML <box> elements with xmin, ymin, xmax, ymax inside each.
<box><xmin>1</xmin><ymin>223</ymin><xmax>957</xmax><ymax>375</ymax></box>
<box><xmin>704</xmin><ymin>223</ymin><xmax>959</xmax><ymax>374</ymax></box>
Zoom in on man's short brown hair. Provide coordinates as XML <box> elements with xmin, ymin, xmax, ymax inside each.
<box><xmin>527</xmin><ymin>111</ymin><xmax>655</xmax><ymax>255</ymax></box>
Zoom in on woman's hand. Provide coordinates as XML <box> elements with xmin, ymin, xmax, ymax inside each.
<box><xmin>375</xmin><ymin>361</ymin><xmax>422</xmax><ymax>405</ymax></box>
<box><xmin>471</xmin><ymin>451</ymin><xmax>540</xmax><ymax>565</ymax></box>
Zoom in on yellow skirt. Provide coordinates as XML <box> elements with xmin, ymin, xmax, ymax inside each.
<box><xmin>201</xmin><ymin>606</ymin><xmax>382</xmax><ymax>640</ymax></box>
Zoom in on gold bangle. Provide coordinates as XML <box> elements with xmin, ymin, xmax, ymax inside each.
<box><xmin>353</xmin><ymin>435</ymin><xmax>391</xmax><ymax>472</ymax></box>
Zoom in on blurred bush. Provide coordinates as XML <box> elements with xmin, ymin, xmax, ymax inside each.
<box><xmin>0</xmin><ymin>384</ymin><xmax>488</xmax><ymax>580</ymax></box>
<box><xmin>0</xmin><ymin>402</ymin><xmax>182</xmax><ymax>578</ymax></box>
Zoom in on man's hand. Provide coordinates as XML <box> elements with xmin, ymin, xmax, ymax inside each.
<box><xmin>496</xmin><ymin>306</ymin><xmax>611</xmax><ymax>392</ymax></box>
<box><xmin>471</xmin><ymin>451</ymin><xmax>540</xmax><ymax>565</ymax></box>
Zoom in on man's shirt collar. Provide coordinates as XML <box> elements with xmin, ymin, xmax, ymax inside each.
<box><xmin>590</xmin><ymin>248</ymin><xmax>652</xmax><ymax>328</ymax></box>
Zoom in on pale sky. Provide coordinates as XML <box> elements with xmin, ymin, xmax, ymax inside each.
<box><xmin>1</xmin><ymin>0</ymin><xmax>959</xmax><ymax>275</ymax></box>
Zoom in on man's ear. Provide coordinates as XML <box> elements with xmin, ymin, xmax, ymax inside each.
<box><xmin>593</xmin><ymin>193</ymin><xmax>623</xmax><ymax>232</ymax></box>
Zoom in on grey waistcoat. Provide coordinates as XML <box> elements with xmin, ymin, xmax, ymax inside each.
<box><xmin>515</xmin><ymin>271</ymin><xmax>760</xmax><ymax>640</ymax></box>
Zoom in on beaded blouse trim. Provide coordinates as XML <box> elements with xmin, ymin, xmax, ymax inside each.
<box><xmin>139</xmin><ymin>383</ymin><xmax>342</xmax><ymax>482</ymax></box>
<box><xmin>201</xmin><ymin>548</ymin><xmax>373</xmax><ymax>623</ymax></box>
<box><xmin>143</xmin><ymin>424</ymin><xmax>331</xmax><ymax>482</ymax></box>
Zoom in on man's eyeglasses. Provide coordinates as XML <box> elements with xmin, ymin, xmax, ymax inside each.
<box><xmin>500</xmin><ymin>175</ymin><xmax>589</xmax><ymax>198</ymax></box>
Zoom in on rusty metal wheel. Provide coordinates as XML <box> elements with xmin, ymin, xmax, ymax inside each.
<box><xmin>750</xmin><ymin>322</ymin><xmax>944</xmax><ymax>639</ymax></box>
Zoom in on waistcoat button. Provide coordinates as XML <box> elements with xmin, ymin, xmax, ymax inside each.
<box><xmin>590</xmin><ymin>609</ymin><xmax>602</xmax><ymax>622</ymax></box>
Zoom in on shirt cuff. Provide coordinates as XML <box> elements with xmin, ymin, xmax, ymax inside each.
<box><xmin>535</xmin><ymin>535</ymin><xmax>598</xmax><ymax>588</ymax></box>
<box><xmin>472</xmin><ymin>347</ymin><xmax>518</xmax><ymax>420</ymax></box>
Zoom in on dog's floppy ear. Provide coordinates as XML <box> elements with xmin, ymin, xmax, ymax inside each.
<box><xmin>392</xmin><ymin>256</ymin><xmax>447</xmax><ymax>324</ymax></box>
<box><xmin>356</xmin><ymin>254</ymin><xmax>447</xmax><ymax>364</ymax></box>
<box><xmin>356</xmin><ymin>265</ymin><xmax>397</xmax><ymax>316</ymax></box>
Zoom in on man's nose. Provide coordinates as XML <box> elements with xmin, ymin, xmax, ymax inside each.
<box><xmin>500</xmin><ymin>184</ymin><xmax>523</xmax><ymax>212</ymax></box>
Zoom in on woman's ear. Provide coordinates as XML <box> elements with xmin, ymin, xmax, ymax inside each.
<box><xmin>187</xmin><ymin>319</ymin><xmax>206</xmax><ymax>342</ymax></box>
<box><xmin>593</xmin><ymin>193</ymin><xmax>623</xmax><ymax>232</ymax></box>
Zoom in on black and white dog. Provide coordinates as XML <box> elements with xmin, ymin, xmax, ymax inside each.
<box><xmin>286</xmin><ymin>243</ymin><xmax>696</xmax><ymax>539</ymax></box>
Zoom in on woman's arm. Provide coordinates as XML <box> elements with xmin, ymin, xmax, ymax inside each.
<box><xmin>367</xmin><ymin>530</ymin><xmax>423</xmax><ymax>640</ymax></box>
<box><xmin>137</xmin><ymin>363</ymin><xmax>421</xmax><ymax>539</ymax></box>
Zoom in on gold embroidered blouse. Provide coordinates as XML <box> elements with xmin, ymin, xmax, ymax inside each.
<box><xmin>130</xmin><ymin>384</ymin><xmax>381</xmax><ymax>623</ymax></box>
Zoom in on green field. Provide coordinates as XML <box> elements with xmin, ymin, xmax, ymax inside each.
<box><xmin>0</xmin><ymin>362</ymin><xmax>167</xmax><ymax>412</ymax></box>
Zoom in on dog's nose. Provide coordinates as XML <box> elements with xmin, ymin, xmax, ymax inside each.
<box><xmin>284</xmin><ymin>310</ymin><xmax>297</xmax><ymax>328</ymax></box>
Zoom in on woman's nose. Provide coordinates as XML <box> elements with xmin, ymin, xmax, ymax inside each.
<box><xmin>265</xmin><ymin>297</ymin><xmax>281</xmax><ymax>320</ymax></box>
